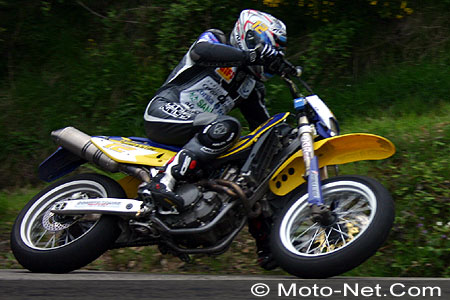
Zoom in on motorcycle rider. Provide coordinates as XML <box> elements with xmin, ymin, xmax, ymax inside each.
<box><xmin>142</xmin><ymin>9</ymin><xmax>287</xmax><ymax>270</ymax></box>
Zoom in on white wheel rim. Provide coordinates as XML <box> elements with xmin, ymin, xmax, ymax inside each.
<box><xmin>20</xmin><ymin>180</ymin><xmax>107</xmax><ymax>250</ymax></box>
<box><xmin>279</xmin><ymin>180</ymin><xmax>377</xmax><ymax>257</ymax></box>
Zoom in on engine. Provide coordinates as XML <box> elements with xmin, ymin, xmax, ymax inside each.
<box><xmin>160</xmin><ymin>184</ymin><xmax>222</xmax><ymax>229</ymax></box>
<box><xmin>154</xmin><ymin>183</ymin><xmax>241</xmax><ymax>248</ymax></box>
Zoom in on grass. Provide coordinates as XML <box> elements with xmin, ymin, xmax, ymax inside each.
<box><xmin>0</xmin><ymin>187</ymin><xmax>41</xmax><ymax>269</ymax></box>
<box><xmin>339</xmin><ymin>103</ymin><xmax>450</xmax><ymax>277</ymax></box>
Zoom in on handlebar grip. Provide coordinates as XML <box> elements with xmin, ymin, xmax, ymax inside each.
<box><xmin>281</xmin><ymin>58</ymin><xmax>302</xmax><ymax>77</ymax></box>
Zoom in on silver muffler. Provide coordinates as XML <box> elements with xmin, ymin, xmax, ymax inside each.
<box><xmin>51</xmin><ymin>126</ymin><xmax>151</xmax><ymax>182</ymax></box>
<box><xmin>51</xmin><ymin>127</ymin><xmax>120</xmax><ymax>173</ymax></box>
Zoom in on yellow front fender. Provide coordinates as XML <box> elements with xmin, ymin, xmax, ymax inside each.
<box><xmin>269</xmin><ymin>133</ymin><xmax>396</xmax><ymax>196</ymax></box>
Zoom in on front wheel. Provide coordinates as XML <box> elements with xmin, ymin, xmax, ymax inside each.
<box><xmin>271</xmin><ymin>175</ymin><xmax>394</xmax><ymax>278</ymax></box>
<box><xmin>11</xmin><ymin>173</ymin><xmax>125</xmax><ymax>273</ymax></box>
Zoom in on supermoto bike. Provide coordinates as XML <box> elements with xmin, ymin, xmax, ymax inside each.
<box><xmin>10</xmin><ymin>60</ymin><xmax>396</xmax><ymax>278</ymax></box>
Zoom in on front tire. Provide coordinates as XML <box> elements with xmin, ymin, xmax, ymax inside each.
<box><xmin>11</xmin><ymin>173</ymin><xmax>125</xmax><ymax>273</ymax></box>
<box><xmin>270</xmin><ymin>175</ymin><xmax>394</xmax><ymax>278</ymax></box>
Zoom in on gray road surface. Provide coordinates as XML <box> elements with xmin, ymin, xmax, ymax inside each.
<box><xmin>0</xmin><ymin>269</ymin><xmax>448</xmax><ymax>300</ymax></box>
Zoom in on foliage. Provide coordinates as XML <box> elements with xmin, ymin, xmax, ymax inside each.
<box><xmin>262</xmin><ymin>0</ymin><xmax>415</xmax><ymax>21</ymax></box>
<box><xmin>297</xmin><ymin>20</ymin><xmax>361</xmax><ymax>82</ymax></box>
<box><xmin>338</xmin><ymin>104</ymin><xmax>450</xmax><ymax>277</ymax></box>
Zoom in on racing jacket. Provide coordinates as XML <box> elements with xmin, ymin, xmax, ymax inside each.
<box><xmin>144</xmin><ymin>29</ymin><xmax>270</xmax><ymax>131</ymax></box>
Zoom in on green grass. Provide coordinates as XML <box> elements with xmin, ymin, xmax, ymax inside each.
<box><xmin>339</xmin><ymin>104</ymin><xmax>450</xmax><ymax>277</ymax></box>
<box><xmin>0</xmin><ymin>188</ymin><xmax>40</xmax><ymax>231</ymax></box>
<box><xmin>0</xmin><ymin>187</ymin><xmax>41</xmax><ymax>269</ymax></box>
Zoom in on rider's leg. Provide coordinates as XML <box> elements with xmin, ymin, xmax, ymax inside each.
<box><xmin>248</xmin><ymin>215</ymin><xmax>278</xmax><ymax>270</ymax></box>
<box><xmin>145</xmin><ymin>114</ymin><xmax>241</xmax><ymax>211</ymax></box>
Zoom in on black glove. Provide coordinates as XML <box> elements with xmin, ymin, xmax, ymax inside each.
<box><xmin>257</xmin><ymin>43</ymin><xmax>283</xmax><ymax>61</ymax></box>
<box><xmin>267</xmin><ymin>58</ymin><xmax>302</xmax><ymax>77</ymax></box>
<box><xmin>246</xmin><ymin>43</ymin><xmax>283</xmax><ymax>65</ymax></box>
<box><xmin>264</xmin><ymin>56</ymin><xmax>285</xmax><ymax>75</ymax></box>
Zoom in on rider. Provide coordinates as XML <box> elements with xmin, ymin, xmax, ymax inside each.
<box><xmin>142</xmin><ymin>9</ymin><xmax>287</xmax><ymax>270</ymax></box>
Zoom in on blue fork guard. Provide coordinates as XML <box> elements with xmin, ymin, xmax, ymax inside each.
<box><xmin>307</xmin><ymin>156</ymin><xmax>324</xmax><ymax>206</ymax></box>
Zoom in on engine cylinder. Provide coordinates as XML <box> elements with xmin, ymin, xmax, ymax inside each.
<box><xmin>51</xmin><ymin>126</ymin><xmax>120</xmax><ymax>173</ymax></box>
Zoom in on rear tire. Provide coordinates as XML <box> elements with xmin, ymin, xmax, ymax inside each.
<box><xmin>270</xmin><ymin>175</ymin><xmax>394</xmax><ymax>278</ymax></box>
<box><xmin>11</xmin><ymin>173</ymin><xmax>125</xmax><ymax>273</ymax></box>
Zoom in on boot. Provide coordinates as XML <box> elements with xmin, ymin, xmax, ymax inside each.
<box><xmin>257</xmin><ymin>246</ymin><xmax>278</xmax><ymax>271</ymax></box>
<box><xmin>249</xmin><ymin>216</ymin><xmax>278</xmax><ymax>271</ymax></box>
<box><xmin>144</xmin><ymin>149</ymin><xmax>198</xmax><ymax>212</ymax></box>
<box><xmin>145</xmin><ymin>173</ymin><xmax>185</xmax><ymax>212</ymax></box>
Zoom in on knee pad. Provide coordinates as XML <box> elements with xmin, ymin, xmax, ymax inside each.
<box><xmin>198</xmin><ymin>116</ymin><xmax>241</xmax><ymax>150</ymax></box>
<box><xmin>185</xmin><ymin>116</ymin><xmax>241</xmax><ymax>161</ymax></box>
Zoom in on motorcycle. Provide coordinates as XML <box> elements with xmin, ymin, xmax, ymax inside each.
<box><xmin>10</xmin><ymin>60</ymin><xmax>395</xmax><ymax>278</ymax></box>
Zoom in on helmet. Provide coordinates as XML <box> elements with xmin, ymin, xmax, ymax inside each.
<box><xmin>230</xmin><ymin>9</ymin><xmax>287</xmax><ymax>81</ymax></box>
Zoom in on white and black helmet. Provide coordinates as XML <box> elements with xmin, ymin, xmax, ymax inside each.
<box><xmin>230</xmin><ymin>9</ymin><xmax>287</xmax><ymax>81</ymax></box>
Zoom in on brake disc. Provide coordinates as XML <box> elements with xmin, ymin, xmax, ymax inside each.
<box><xmin>42</xmin><ymin>209</ymin><xmax>74</xmax><ymax>232</ymax></box>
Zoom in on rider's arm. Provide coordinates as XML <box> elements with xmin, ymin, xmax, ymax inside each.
<box><xmin>190</xmin><ymin>30</ymin><xmax>254</xmax><ymax>67</ymax></box>
<box><xmin>238</xmin><ymin>81</ymin><xmax>270</xmax><ymax>131</ymax></box>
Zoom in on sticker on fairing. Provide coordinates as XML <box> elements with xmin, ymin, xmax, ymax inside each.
<box><xmin>305</xmin><ymin>95</ymin><xmax>335</xmax><ymax>130</ymax></box>
<box><xmin>237</xmin><ymin>76</ymin><xmax>256</xmax><ymax>99</ymax></box>
<box><xmin>91</xmin><ymin>137</ymin><xmax>157</xmax><ymax>163</ymax></box>
<box><xmin>180</xmin><ymin>76</ymin><xmax>234</xmax><ymax>115</ymax></box>
<box><xmin>215</xmin><ymin>67</ymin><xmax>236</xmax><ymax>83</ymax></box>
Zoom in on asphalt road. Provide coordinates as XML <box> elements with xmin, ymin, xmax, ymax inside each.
<box><xmin>0</xmin><ymin>269</ymin><xmax>448</xmax><ymax>300</ymax></box>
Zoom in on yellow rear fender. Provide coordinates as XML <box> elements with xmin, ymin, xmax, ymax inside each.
<box><xmin>269</xmin><ymin>133</ymin><xmax>395</xmax><ymax>196</ymax></box>
<box><xmin>118</xmin><ymin>175</ymin><xmax>143</xmax><ymax>199</ymax></box>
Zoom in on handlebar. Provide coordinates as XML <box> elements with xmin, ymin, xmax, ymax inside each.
<box><xmin>274</xmin><ymin>58</ymin><xmax>314</xmax><ymax>97</ymax></box>
<box><xmin>280</xmin><ymin>58</ymin><xmax>302</xmax><ymax>78</ymax></box>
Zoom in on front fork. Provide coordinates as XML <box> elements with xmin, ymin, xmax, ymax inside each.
<box><xmin>298</xmin><ymin>116</ymin><xmax>335</xmax><ymax>226</ymax></box>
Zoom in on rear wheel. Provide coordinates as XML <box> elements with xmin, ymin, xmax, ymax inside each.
<box><xmin>271</xmin><ymin>175</ymin><xmax>394</xmax><ymax>278</ymax></box>
<box><xmin>11</xmin><ymin>173</ymin><xmax>125</xmax><ymax>273</ymax></box>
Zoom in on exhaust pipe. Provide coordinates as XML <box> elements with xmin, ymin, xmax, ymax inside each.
<box><xmin>51</xmin><ymin>127</ymin><xmax>150</xmax><ymax>182</ymax></box>
<box><xmin>51</xmin><ymin>127</ymin><xmax>120</xmax><ymax>173</ymax></box>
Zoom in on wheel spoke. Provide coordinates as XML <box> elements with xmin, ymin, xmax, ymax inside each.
<box><xmin>324</xmin><ymin>228</ymin><xmax>332</xmax><ymax>251</ymax></box>
<box><xmin>337</xmin><ymin>207</ymin><xmax>370</xmax><ymax>217</ymax></box>
<box><xmin>64</xmin><ymin>229</ymin><xmax>71</xmax><ymax>244</ymax></box>
<box><xmin>307</xmin><ymin>228</ymin><xmax>327</xmax><ymax>254</ymax></box>
<box><xmin>333</xmin><ymin>224</ymin><xmax>349</xmax><ymax>244</ymax></box>
<box><xmin>34</xmin><ymin>229</ymin><xmax>48</xmax><ymax>245</ymax></box>
<box><xmin>305</xmin><ymin>227</ymin><xmax>321</xmax><ymax>253</ymax></box>
<box><xmin>294</xmin><ymin>239</ymin><xmax>313</xmax><ymax>251</ymax></box>
<box><xmin>293</xmin><ymin>222</ymin><xmax>319</xmax><ymax>241</ymax></box>
<box><xmin>337</xmin><ymin>216</ymin><xmax>364</xmax><ymax>229</ymax></box>
<box><xmin>279</xmin><ymin>179</ymin><xmax>381</xmax><ymax>258</ymax></box>
<box><xmin>31</xmin><ymin>219</ymin><xmax>44</xmax><ymax>231</ymax></box>
<box><xmin>24</xmin><ymin>203</ymin><xmax>99</xmax><ymax>250</ymax></box>
<box><xmin>333</xmin><ymin>193</ymin><xmax>359</xmax><ymax>211</ymax></box>
<box><xmin>350</xmin><ymin>198</ymin><xmax>367</xmax><ymax>209</ymax></box>
<box><xmin>44</xmin><ymin>234</ymin><xmax>56</xmax><ymax>248</ymax></box>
